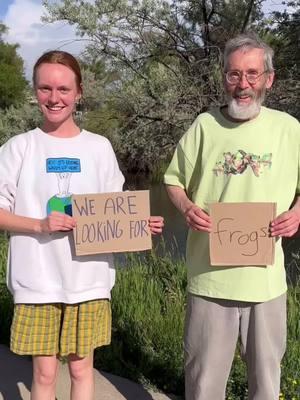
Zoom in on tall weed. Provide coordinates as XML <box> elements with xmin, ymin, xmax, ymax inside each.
<box><xmin>0</xmin><ymin>233</ymin><xmax>299</xmax><ymax>398</ymax></box>
<box><xmin>95</xmin><ymin>248</ymin><xmax>300</xmax><ymax>398</ymax></box>
<box><xmin>95</xmin><ymin>250</ymin><xmax>186</xmax><ymax>393</ymax></box>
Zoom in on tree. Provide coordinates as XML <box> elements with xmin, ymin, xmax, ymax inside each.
<box><xmin>43</xmin><ymin>0</ymin><xmax>288</xmax><ymax>173</ymax></box>
<box><xmin>0</xmin><ymin>24</ymin><xmax>28</xmax><ymax>109</ymax></box>
<box><xmin>0</xmin><ymin>102</ymin><xmax>42</xmax><ymax>145</ymax></box>
<box><xmin>80</xmin><ymin>56</ymin><xmax>120</xmax><ymax>111</ymax></box>
<box><xmin>258</xmin><ymin>1</ymin><xmax>300</xmax><ymax>119</ymax></box>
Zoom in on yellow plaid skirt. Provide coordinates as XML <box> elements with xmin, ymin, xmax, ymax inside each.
<box><xmin>10</xmin><ymin>299</ymin><xmax>111</xmax><ymax>357</ymax></box>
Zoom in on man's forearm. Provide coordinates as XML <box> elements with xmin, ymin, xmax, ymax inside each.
<box><xmin>165</xmin><ymin>185</ymin><xmax>194</xmax><ymax>215</ymax></box>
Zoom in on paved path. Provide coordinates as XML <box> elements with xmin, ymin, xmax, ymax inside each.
<box><xmin>0</xmin><ymin>345</ymin><xmax>180</xmax><ymax>400</ymax></box>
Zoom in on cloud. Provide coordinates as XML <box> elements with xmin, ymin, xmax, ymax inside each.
<box><xmin>262</xmin><ymin>0</ymin><xmax>294</xmax><ymax>15</ymax></box>
<box><xmin>3</xmin><ymin>0</ymin><xmax>86</xmax><ymax>80</ymax></box>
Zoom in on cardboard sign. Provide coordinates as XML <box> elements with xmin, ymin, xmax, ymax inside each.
<box><xmin>209</xmin><ymin>202</ymin><xmax>276</xmax><ymax>266</ymax></box>
<box><xmin>72</xmin><ymin>191</ymin><xmax>152</xmax><ymax>256</ymax></box>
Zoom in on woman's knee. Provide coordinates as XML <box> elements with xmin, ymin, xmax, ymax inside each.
<box><xmin>33</xmin><ymin>356</ymin><xmax>58</xmax><ymax>387</ymax></box>
<box><xmin>68</xmin><ymin>354</ymin><xmax>93</xmax><ymax>382</ymax></box>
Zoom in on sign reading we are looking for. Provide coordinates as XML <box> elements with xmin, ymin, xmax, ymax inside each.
<box><xmin>72</xmin><ymin>190</ymin><xmax>152</xmax><ymax>256</ymax></box>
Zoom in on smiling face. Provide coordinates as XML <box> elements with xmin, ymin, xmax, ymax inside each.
<box><xmin>224</xmin><ymin>48</ymin><xmax>274</xmax><ymax>121</ymax></box>
<box><xmin>35</xmin><ymin>63</ymin><xmax>82</xmax><ymax>132</ymax></box>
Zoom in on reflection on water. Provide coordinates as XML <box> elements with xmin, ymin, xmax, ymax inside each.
<box><xmin>150</xmin><ymin>184</ymin><xmax>187</xmax><ymax>259</ymax></box>
<box><xmin>120</xmin><ymin>179</ymin><xmax>188</xmax><ymax>262</ymax></box>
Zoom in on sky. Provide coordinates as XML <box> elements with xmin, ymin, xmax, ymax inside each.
<box><xmin>0</xmin><ymin>0</ymin><xmax>86</xmax><ymax>80</ymax></box>
<box><xmin>0</xmin><ymin>0</ymin><xmax>293</xmax><ymax>81</ymax></box>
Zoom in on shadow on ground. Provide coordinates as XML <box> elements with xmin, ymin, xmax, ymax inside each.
<box><xmin>0</xmin><ymin>345</ymin><xmax>32</xmax><ymax>400</ymax></box>
<box><xmin>0</xmin><ymin>345</ymin><xmax>180</xmax><ymax>400</ymax></box>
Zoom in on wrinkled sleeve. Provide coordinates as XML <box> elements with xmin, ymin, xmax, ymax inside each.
<box><xmin>164</xmin><ymin>116</ymin><xmax>202</xmax><ymax>191</ymax></box>
<box><xmin>0</xmin><ymin>136</ymin><xmax>26</xmax><ymax>212</ymax></box>
<box><xmin>103</xmin><ymin>140</ymin><xmax>125</xmax><ymax>192</ymax></box>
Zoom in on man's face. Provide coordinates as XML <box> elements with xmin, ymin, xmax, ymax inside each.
<box><xmin>224</xmin><ymin>48</ymin><xmax>274</xmax><ymax>121</ymax></box>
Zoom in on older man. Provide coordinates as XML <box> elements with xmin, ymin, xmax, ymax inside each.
<box><xmin>164</xmin><ymin>33</ymin><xmax>300</xmax><ymax>400</ymax></box>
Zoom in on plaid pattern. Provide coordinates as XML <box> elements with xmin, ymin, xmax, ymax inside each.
<box><xmin>10</xmin><ymin>299</ymin><xmax>111</xmax><ymax>357</ymax></box>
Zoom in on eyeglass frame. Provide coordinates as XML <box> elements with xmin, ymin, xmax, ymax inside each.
<box><xmin>224</xmin><ymin>69</ymin><xmax>270</xmax><ymax>85</ymax></box>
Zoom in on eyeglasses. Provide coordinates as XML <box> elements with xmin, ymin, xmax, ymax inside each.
<box><xmin>225</xmin><ymin>70</ymin><xmax>268</xmax><ymax>85</ymax></box>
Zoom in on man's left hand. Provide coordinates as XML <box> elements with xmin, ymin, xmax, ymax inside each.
<box><xmin>270</xmin><ymin>209</ymin><xmax>300</xmax><ymax>237</ymax></box>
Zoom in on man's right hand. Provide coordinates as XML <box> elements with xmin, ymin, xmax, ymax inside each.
<box><xmin>165</xmin><ymin>185</ymin><xmax>212</xmax><ymax>233</ymax></box>
<box><xmin>184</xmin><ymin>204</ymin><xmax>212</xmax><ymax>232</ymax></box>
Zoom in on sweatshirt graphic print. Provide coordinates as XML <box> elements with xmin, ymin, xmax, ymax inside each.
<box><xmin>46</xmin><ymin>157</ymin><xmax>81</xmax><ymax>216</ymax></box>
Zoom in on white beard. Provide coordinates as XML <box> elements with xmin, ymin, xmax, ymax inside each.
<box><xmin>226</xmin><ymin>89</ymin><xmax>266</xmax><ymax>121</ymax></box>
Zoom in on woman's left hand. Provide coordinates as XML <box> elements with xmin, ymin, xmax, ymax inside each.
<box><xmin>148</xmin><ymin>216</ymin><xmax>164</xmax><ymax>235</ymax></box>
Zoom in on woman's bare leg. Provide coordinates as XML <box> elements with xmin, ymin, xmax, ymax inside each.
<box><xmin>68</xmin><ymin>353</ymin><xmax>94</xmax><ymax>400</ymax></box>
<box><xmin>31</xmin><ymin>355</ymin><xmax>59</xmax><ymax>400</ymax></box>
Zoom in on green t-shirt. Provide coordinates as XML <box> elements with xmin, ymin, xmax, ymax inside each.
<box><xmin>164</xmin><ymin>106</ymin><xmax>300</xmax><ymax>302</ymax></box>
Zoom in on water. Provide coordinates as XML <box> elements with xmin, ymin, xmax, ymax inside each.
<box><xmin>127</xmin><ymin>176</ymin><xmax>188</xmax><ymax>254</ymax></box>
<box><xmin>150</xmin><ymin>183</ymin><xmax>187</xmax><ymax>259</ymax></box>
<box><xmin>117</xmin><ymin>179</ymin><xmax>188</xmax><ymax>263</ymax></box>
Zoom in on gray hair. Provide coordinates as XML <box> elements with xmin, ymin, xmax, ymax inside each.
<box><xmin>224</xmin><ymin>32</ymin><xmax>274</xmax><ymax>72</ymax></box>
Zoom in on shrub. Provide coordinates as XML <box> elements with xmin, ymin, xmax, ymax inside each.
<box><xmin>0</xmin><ymin>284</ymin><xmax>13</xmax><ymax>346</ymax></box>
<box><xmin>0</xmin><ymin>234</ymin><xmax>300</xmax><ymax>398</ymax></box>
<box><xmin>95</xmin><ymin>251</ymin><xmax>186</xmax><ymax>393</ymax></box>
<box><xmin>95</xmin><ymin>248</ymin><xmax>300</xmax><ymax>398</ymax></box>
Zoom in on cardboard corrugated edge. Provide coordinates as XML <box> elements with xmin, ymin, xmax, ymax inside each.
<box><xmin>270</xmin><ymin>202</ymin><xmax>276</xmax><ymax>265</ymax></box>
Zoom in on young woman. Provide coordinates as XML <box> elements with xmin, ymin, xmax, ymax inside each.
<box><xmin>0</xmin><ymin>51</ymin><xmax>163</xmax><ymax>400</ymax></box>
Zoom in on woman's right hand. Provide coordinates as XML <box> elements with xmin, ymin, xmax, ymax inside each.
<box><xmin>40</xmin><ymin>211</ymin><xmax>76</xmax><ymax>233</ymax></box>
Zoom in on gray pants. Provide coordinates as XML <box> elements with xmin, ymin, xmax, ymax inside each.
<box><xmin>184</xmin><ymin>293</ymin><xmax>286</xmax><ymax>400</ymax></box>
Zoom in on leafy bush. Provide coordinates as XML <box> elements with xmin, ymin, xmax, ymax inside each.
<box><xmin>95</xmin><ymin>249</ymin><xmax>300</xmax><ymax>398</ymax></box>
<box><xmin>95</xmin><ymin>251</ymin><xmax>186</xmax><ymax>393</ymax></box>
<box><xmin>0</xmin><ymin>284</ymin><xmax>13</xmax><ymax>346</ymax></box>
<box><xmin>0</xmin><ymin>234</ymin><xmax>12</xmax><ymax>346</ymax></box>
<box><xmin>0</xmin><ymin>234</ymin><xmax>300</xmax><ymax>398</ymax></box>
<box><xmin>0</xmin><ymin>102</ymin><xmax>42</xmax><ymax>145</ymax></box>
<box><xmin>0</xmin><ymin>233</ymin><xmax>8</xmax><ymax>282</ymax></box>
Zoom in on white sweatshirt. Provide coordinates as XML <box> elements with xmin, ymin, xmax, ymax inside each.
<box><xmin>0</xmin><ymin>128</ymin><xmax>124</xmax><ymax>304</ymax></box>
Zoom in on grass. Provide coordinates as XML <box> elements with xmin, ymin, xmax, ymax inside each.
<box><xmin>94</xmin><ymin>250</ymin><xmax>186</xmax><ymax>393</ymax></box>
<box><xmin>0</xmin><ymin>235</ymin><xmax>300</xmax><ymax>398</ymax></box>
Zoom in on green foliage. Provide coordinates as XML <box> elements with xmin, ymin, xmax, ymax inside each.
<box><xmin>42</xmin><ymin>0</ymin><xmax>247</xmax><ymax>174</ymax></box>
<box><xmin>273</xmin><ymin>287</ymin><xmax>300</xmax><ymax>400</ymax></box>
<box><xmin>226</xmin><ymin>353</ymin><xmax>247</xmax><ymax>399</ymax></box>
<box><xmin>0</xmin><ymin>234</ymin><xmax>8</xmax><ymax>284</ymax></box>
<box><xmin>92</xmin><ymin>246</ymin><xmax>300</xmax><ymax>398</ymax></box>
<box><xmin>0</xmin><ymin>284</ymin><xmax>13</xmax><ymax>346</ymax></box>
<box><xmin>258</xmin><ymin>2</ymin><xmax>300</xmax><ymax>120</ymax></box>
<box><xmin>0</xmin><ymin>27</ymin><xmax>28</xmax><ymax>109</ymax></box>
<box><xmin>0</xmin><ymin>25</ymin><xmax>38</xmax><ymax>137</ymax></box>
<box><xmin>0</xmin><ymin>102</ymin><xmax>42</xmax><ymax>145</ymax></box>
<box><xmin>226</xmin><ymin>289</ymin><xmax>300</xmax><ymax>400</ymax></box>
<box><xmin>44</xmin><ymin>0</ymin><xmax>300</xmax><ymax>173</ymax></box>
<box><xmin>0</xmin><ymin>235</ymin><xmax>12</xmax><ymax>346</ymax></box>
<box><xmin>266</xmin><ymin>2</ymin><xmax>300</xmax><ymax>80</ymax></box>
<box><xmin>95</xmin><ymin>250</ymin><xmax>186</xmax><ymax>393</ymax></box>
<box><xmin>0</xmin><ymin>232</ymin><xmax>300</xmax><ymax>397</ymax></box>
<box><xmin>150</xmin><ymin>160</ymin><xmax>172</xmax><ymax>183</ymax></box>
